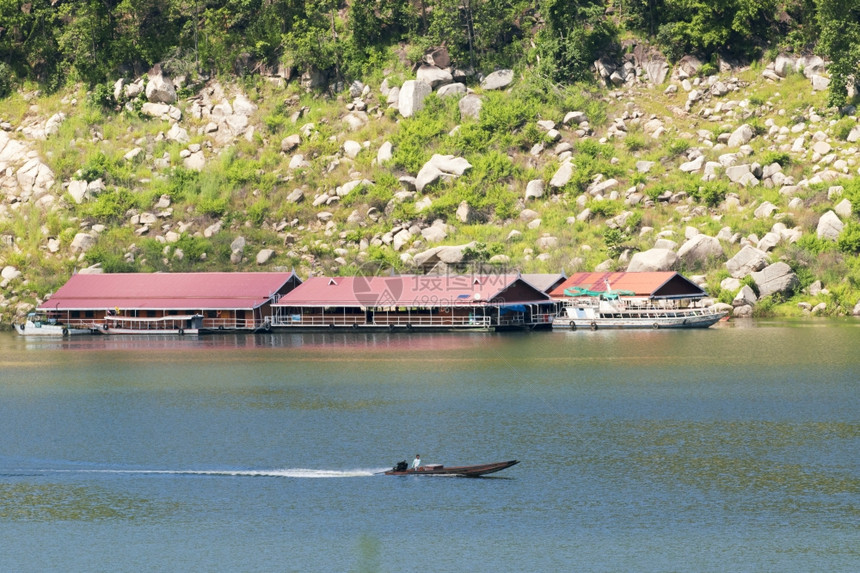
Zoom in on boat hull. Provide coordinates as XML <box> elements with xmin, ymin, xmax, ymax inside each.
<box><xmin>552</xmin><ymin>310</ymin><xmax>727</xmax><ymax>330</ymax></box>
<box><xmin>384</xmin><ymin>460</ymin><xmax>519</xmax><ymax>477</ymax></box>
<box><xmin>15</xmin><ymin>321</ymin><xmax>94</xmax><ymax>336</ymax></box>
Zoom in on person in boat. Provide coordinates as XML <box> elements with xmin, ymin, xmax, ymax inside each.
<box><xmin>411</xmin><ymin>455</ymin><xmax>421</xmax><ymax>470</ymax></box>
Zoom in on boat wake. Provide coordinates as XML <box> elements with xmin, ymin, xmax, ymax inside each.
<box><xmin>12</xmin><ymin>467</ymin><xmax>389</xmax><ymax>479</ymax></box>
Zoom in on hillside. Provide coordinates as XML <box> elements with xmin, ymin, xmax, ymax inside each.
<box><xmin>1</xmin><ymin>47</ymin><xmax>860</xmax><ymax>326</ymax></box>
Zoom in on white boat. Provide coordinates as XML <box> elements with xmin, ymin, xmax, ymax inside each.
<box><xmin>552</xmin><ymin>296</ymin><xmax>727</xmax><ymax>330</ymax></box>
<box><xmin>102</xmin><ymin>314</ymin><xmax>204</xmax><ymax>335</ymax></box>
<box><xmin>15</xmin><ymin>312</ymin><xmax>94</xmax><ymax>336</ymax></box>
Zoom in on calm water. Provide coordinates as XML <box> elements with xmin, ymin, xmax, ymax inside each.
<box><xmin>0</xmin><ymin>321</ymin><xmax>858</xmax><ymax>572</ymax></box>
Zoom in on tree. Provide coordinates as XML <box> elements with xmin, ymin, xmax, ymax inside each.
<box><xmin>536</xmin><ymin>0</ymin><xmax>616</xmax><ymax>83</ymax></box>
<box><xmin>815</xmin><ymin>0</ymin><xmax>860</xmax><ymax>106</ymax></box>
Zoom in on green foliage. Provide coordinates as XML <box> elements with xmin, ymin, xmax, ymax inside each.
<box><xmin>87</xmin><ymin>83</ymin><xmax>115</xmax><ymax>109</ymax></box>
<box><xmin>759</xmin><ymin>150</ymin><xmax>791</xmax><ymax>167</ymax></box>
<box><xmin>536</xmin><ymin>0</ymin><xmax>617</xmax><ymax>83</ymax></box>
<box><xmin>836</xmin><ymin>222</ymin><xmax>860</xmax><ymax>254</ymax></box>
<box><xmin>689</xmin><ymin>180</ymin><xmax>730</xmax><ymax>208</ymax></box>
<box><xmin>603</xmin><ymin>227</ymin><xmax>629</xmax><ymax>258</ymax></box>
<box><xmin>832</xmin><ymin>117</ymin><xmax>857</xmax><ymax>141</ymax></box>
<box><xmin>80</xmin><ymin>188</ymin><xmax>137</xmax><ymax>223</ymax></box>
<box><xmin>815</xmin><ymin>0</ymin><xmax>860</xmax><ymax>106</ymax></box>
<box><xmin>0</xmin><ymin>62</ymin><xmax>14</xmax><ymax>99</ymax></box>
<box><xmin>795</xmin><ymin>233</ymin><xmax>837</xmax><ymax>255</ymax></box>
<box><xmin>391</xmin><ymin>115</ymin><xmax>447</xmax><ymax>172</ymax></box>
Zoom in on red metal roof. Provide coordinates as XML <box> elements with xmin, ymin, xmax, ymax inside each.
<box><xmin>274</xmin><ymin>274</ymin><xmax>552</xmax><ymax>307</ymax></box>
<box><xmin>40</xmin><ymin>272</ymin><xmax>299</xmax><ymax>311</ymax></box>
<box><xmin>549</xmin><ymin>272</ymin><xmax>706</xmax><ymax>299</ymax></box>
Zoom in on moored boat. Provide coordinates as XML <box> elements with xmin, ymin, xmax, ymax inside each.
<box><xmin>14</xmin><ymin>312</ymin><xmax>95</xmax><ymax>336</ymax></box>
<box><xmin>101</xmin><ymin>314</ymin><xmax>204</xmax><ymax>335</ymax></box>
<box><xmin>384</xmin><ymin>460</ymin><xmax>519</xmax><ymax>477</ymax></box>
<box><xmin>552</xmin><ymin>296</ymin><xmax>727</xmax><ymax>330</ymax></box>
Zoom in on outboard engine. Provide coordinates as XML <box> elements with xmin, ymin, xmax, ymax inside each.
<box><xmin>394</xmin><ymin>461</ymin><xmax>408</xmax><ymax>472</ymax></box>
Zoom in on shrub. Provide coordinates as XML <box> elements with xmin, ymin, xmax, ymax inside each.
<box><xmin>832</xmin><ymin>117</ymin><xmax>857</xmax><ymax>141</ymax></box>
<box><xmin>87</xmin><ymin>84</ymin><xmax>115</xmax><ymax>110</ymax></box>
<box><xmin>759</xmin><ymin>150</ymin><xmax>791</xmax><ymax>167</ymax></box>
<box><xmin>665</xmin><ymin>138</ymin><xmax>690</xmax><ymax>157</ymax></box>
<box><xmin>81</xmin><ymin>188</ymin><xmax>137</xmax><ymax>223</ymax></box>
<box><xmin>837</xmin><ymin>222</ymin><xmax>860</xmax><ymax>254</ymax></box>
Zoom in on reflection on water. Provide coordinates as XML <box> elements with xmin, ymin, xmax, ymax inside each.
<box><xmin>0</xmin><ymin>322</ymin><xmax>858</xmax><ymax>571</ymax></box>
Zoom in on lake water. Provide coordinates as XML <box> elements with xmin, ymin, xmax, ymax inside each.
<box><xmin>0</xmin><ymin>321</ymin><xmax>858</xmax><ymax>572</ymax></box>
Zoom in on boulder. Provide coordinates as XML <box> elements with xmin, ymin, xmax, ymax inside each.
<box><xmin>733</xmin><ymin>285</ymin><xmax>758</xmax><ymax>307</ymax></box>
<box><xmin>626</xmin><ymin>248</ymin><xmax>677</xmax><ymax>272</ymax></box>
<box><xmin>726</xmin><ymin>245</ymin><xmax>769</xmax><ymax>278</ymax></box>
<box><xmin>774</xmin><ymin>54</ymin><xmax>795</xmax><ymax>78</ymax></box>
<box><xmin>525</xmin><ymin>179</ymin><xmax>545</xmax><ymax>201</ymax></box>
<box><xmin>549</xmin><ymin>161</ymin><xmax>574</xmax><ymax>189</ymax></box>
<box><xmin>67</xmin><ymin>180</ymin><xmax>89</xmax><ymax>204</ymax></box>
<box><xmin>437</xmin><ymin>83</ymin><xmax>466</xmax><ymax>98</ymax></box>
<box><xmin>398</xmin><ymin>80</ymin><xmax>432</xmax><ymax>118</ymax></box>
<box><xmin>481</xmin><ymin>69</ymin><xmax>514</xmax><ymax>90</ymax></box>
<box><xmin>376</xmin><ymin>141</ymin><xmax>393</xmax><ymax>164</ymax></box>
<box><xmin>677</xmin><ymin>234</ymin><xmax>724</xmax><ymax>265</ymax></box>
<box><xmin>727</xmin><ymin>124</ymin><xmax>755</xmax><ymax>147</ymax></box>
<box><xmin>816</xmin><ymin>210</ymin><xmax>843</xmax><ymax>241</ymax></box>
<box><xmin>280</xmin><ymin>134</ymin><xmax>301</xmax><ymax>153</ymax></box>
<box><xmin>70</xmin><ymin>233</ymin><xmax>96</xmax><ymax>253</ymax></box>
<box><xmin>458</xmin><ymin>94</ymin><xmax>482</xmax><ymax>120</ymax></box>
<box><xmin>751</xmin><ymin>262</ymin><xmax>799</xmax><ymax>298</ymax></box>
<box><xmin>416</xmin><ymin>154</ymin><xmax>472</xmax><ymax>192</ymax></box>
<box><xmin>145</xmin><ymin>68</ymin><xmax>177</xmax><ymax>104</ymax></box>
<box><xmin>416</xmin><ymin>65</ymin><xmax>453</xmax><ymax>89</ymax></box>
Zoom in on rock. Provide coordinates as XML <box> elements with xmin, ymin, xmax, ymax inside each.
<box><xmin>563</xmin><ymin>111</ymin><xmax>588</xmax><ymax>126</ymax></box>
<box><xmin>751</xmin><ymin>262</ymin><xmax>799</xmax><ymax>298</ymax></box>
<box><xmin>286</xmin><ymin>188</ymin><xmax>304</xmax><ymax>204</ymax></box>
<box><xmin>636</xmin><ymin>161</ymin><xmax>655</xmax><ymax>173</ymax></box>
<box><xmin>421</xmin><ymin>221</ymin><xmax>449</xmax><ymax>243</ymax></box>
<box><xmin>166</xmin><ymin>123</ymin><xmax>189</xmax><ymax>144</ymax></box>
<box><xmin>754</xmin><ymin>202</ymin><xmax>778</xmax><ymax>219</ymax></box>
<box><xmin>343</xmin><ymin>140</ymin><xmax>362</xmax><ymax>159</ymax></box>
<box><xmin>549</xmin><ymin>161</ymin><xmax>574</xmax><ymax>189</ymax></box>
<box><xmin>727</xmin><ymin>124</ymin><xmax>755</xmax><ymax>147</ymax></box>
<box><xmin>1</xmin><ymin>266</ymin><xmax>22</xmax><ymax>282</ymax></box>
<box><xmin>774</xmin><ymin>54</ymin><xmax>795</xmax><ymax>78</ymax></box>
<box><xmin>835</xmin><ymin>199</ymin><xmax>852</xmax><ymax>218</ymax></box>
<box><xmin>437</xmin><ymin>83</ymin><xmax>466</xmax><ymax>98</ymax></box>
<box><xmin>289</xmin><ymin>154</ymin><xmax>310</xmax><ymax>170</ymax></box>
<box><xmin>458</xmin><ymin>94</ymin><xmax>482</xmax><ymax>120</ymax></box>
<box><xmin>726</xmin><ymin>245</ymin><xmax>769</xmax><ymax>278</ymax></box>
<box><xmin>145</xmin><ymin>67</ymin><xmax>177</xmax><ymax>104</ymax></box>
<box><xmin>232</xmin><ymin>94</ymin><xmax>256</xmax><ymax>116</ymax></box>
<box><xmin>816</xmin><ymin>210</ymin><xmax>843</xmax><ymax>241</ymax></box>
<box><xmin>16</xmin><ymin>158</ymin><xmax>55</xmax><ymax>196</ymax></box>
<box><xmin>338</xmin><ymin>179</ymin><xmax>373</xmax><ymax>197</ymax></box>
<box><xmin>811</xmin><ymin>75</ymin><xmax>831</xmax><ymax>92</ymax></box>
<box><xmin>679</xmin><ymin>156</ymin><xmax>704</xmax><ymax>173</ymax></box>
<box><xmin>44</xmin><ymin>113</ymin><xmax>66</xmax><ymax>137</ymax></box>
<box><xmin>455</xmin><ymin>201</ymin><xmax>472</xmax><ymax>223</ymax></box>
<box><xmin>416</xmin><ymin>65</ymin><xmax>453</xmax><ymax>89</ymax></box>
<box><xmin>70</xmin><ymin>233</ymin><xmax>96</xmax><ymax>253</ymax></box>
<box><xmin>535</xmin><ymin>236</ymin><xmax>559</xmax><ymax>251</ymax></box>
<box><xmin>413</xmin><ymin>242</ymin><xmax>478</xmax><ymax>272</ymax></box>
<box><xmin>377</xmin><ymin>141</ymin><xmax>393</xmax><ymax>164</ymax></box>
<box><xmin>281</xmin><ymin>134</ymin><xmax>301</xmax><ymax>153</ymax></box>
<box><xmin>642</xmin><ymin>60</ymin><xmax>670</xmax><ymax>85</ymax></box>
<box><xmin>67</xmin><ymin>180</ymin><xmax>88</xmax><ymax>204</ymax></box>
<box><xmin>398</xmin><ymin>80</ymin><xmax>432</xmax><ymax>118</ymax></box>
<box><xmin>733</xmin><ymin>285</ymin><xmax>758</xmax><ymax>307</ymax></box>
<box><xmin>416</xmin><ymin>154</ymin><xmax>472</xmax><ymax>192</ymax></box>
<box><xmin>677</xmin><ymin>234</ymin><xmax>724</xmax><ymax>265</ymax></box>
<box><xmin>626</xmin><ymin>248</ymin><xmax>678</xmax><ymax>272</ymax></box>
<box><xmin>256</xmin><ymin>249</ymin><xmax>275</xmax><ymax>265</ymax></box>
<box><xmin>183</xmin><ymin>150</ymin><xmax>206</xmax><ymax>171</ymax></box>
<box><xmin>481</xmin><ymin>69</ymin><xmax>514</xmax><ymax>90</ymax></box>
<box><xmin>525</xmin><ymin>179</ymin><xmax>544</xmax><ymax>200</ymax></box>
